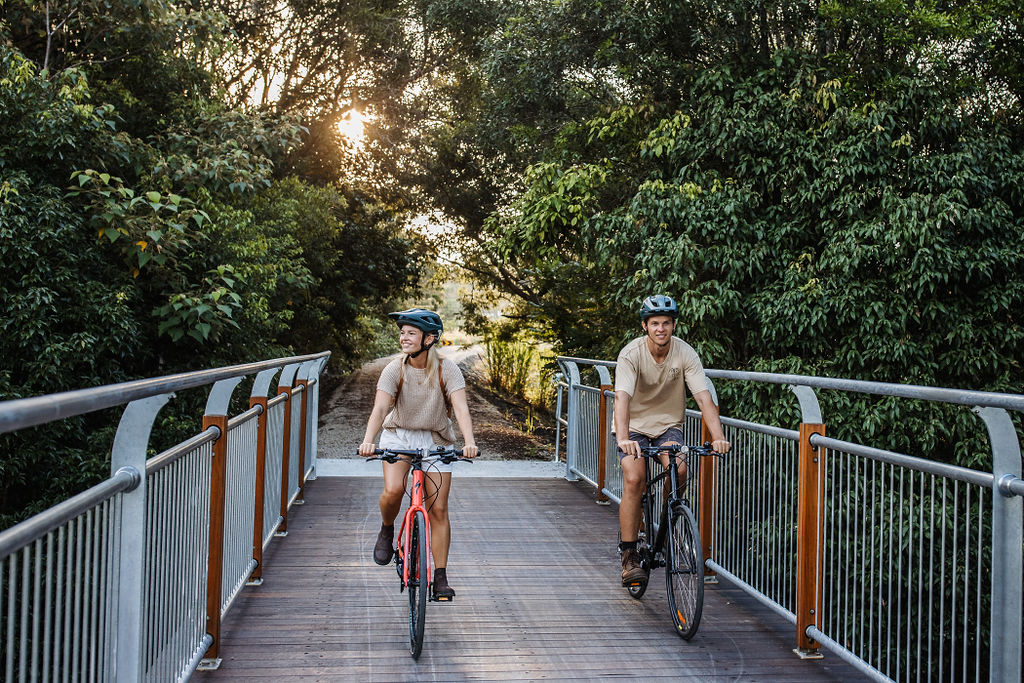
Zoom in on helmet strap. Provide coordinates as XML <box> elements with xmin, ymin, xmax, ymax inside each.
<box><xmin>408</xmin><ymin>333</ymin><xmax>436</xmax><ymax>359</ymax></box>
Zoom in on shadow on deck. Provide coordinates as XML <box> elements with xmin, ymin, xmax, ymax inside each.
<box><xmin>193</xmin><ymin>473</ymin><xmax>867</xmax><ymax>681</ymax></box>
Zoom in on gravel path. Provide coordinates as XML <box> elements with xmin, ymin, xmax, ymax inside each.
<box><xmin>317</xmin><ymin>347</ymin><xmax>555</xmax><ymax>461</ymax></box>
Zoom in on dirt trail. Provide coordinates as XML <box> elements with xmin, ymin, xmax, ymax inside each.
<box><xmin>317</xmin><ymin>346</ymin><xmax>555</xmax><ymax>461</ymax></box>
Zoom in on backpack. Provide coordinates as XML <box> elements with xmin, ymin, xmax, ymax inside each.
<box><xmin>394</xmin><ymin>355</ymin><xmax>452</xmax><ymax>415</ymax></box>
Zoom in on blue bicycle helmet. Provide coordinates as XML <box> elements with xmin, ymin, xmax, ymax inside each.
<box><xmin>388</xmin><ymin>308</ymin><xmax>444</xmax><ymax>336</ymax></box>
<box><xmin>639</xmin><ymin>294</ymin><xmax>678</xmax><ymax>320</ymax></box>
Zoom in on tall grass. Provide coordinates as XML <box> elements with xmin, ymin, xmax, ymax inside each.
<box><xmin>484</xmin><ymin>338</ymin><xmax>557</xmax><ymax>408</ymax></box>
<box><xmin>485</xmin><ymin>339</ymin><xmax>533</xmax><ymax>397</ymax></box>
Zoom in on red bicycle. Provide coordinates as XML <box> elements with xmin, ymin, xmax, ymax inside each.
<box><xmin>366</xmin><ymin>446</ymin><xmax>472</xmax><ymax>658</ymax></box>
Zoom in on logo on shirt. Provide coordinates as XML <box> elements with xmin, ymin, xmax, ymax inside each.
<box><xmin>669</xmin><ymin>367</ymin><xmax>681</xmax><ymax>380</ymax></box>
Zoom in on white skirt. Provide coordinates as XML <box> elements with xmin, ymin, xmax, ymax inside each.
<box><xmin>379</xmin><ymin>428</ymin><xmax>453</xmax><ymax>473</ymax></box>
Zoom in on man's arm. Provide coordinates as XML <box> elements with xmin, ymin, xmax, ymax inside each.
<box><xmin>614</xmin><ymin>390</ymin><xmax>640</xmax><ymax>457</ymax></box>
<box><xmin>692</xmin><ymin>390</ymin><xmax>730</xmax><ymax>454</ymax></box>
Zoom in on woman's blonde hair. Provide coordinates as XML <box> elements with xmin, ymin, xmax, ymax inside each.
<box><xmin>423</xmin><ymin>344</ymin><xmax>440</xmax><ymax>384</ymax></box>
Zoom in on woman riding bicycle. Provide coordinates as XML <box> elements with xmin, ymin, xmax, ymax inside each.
<box><xmin>358</xmin><ymin>308</ymin><xmax>479</xmax><ymax>599</ymax></box>
<box><xmin>614</xmin><ymin>294</ymin><xmax>730</xmax><ymax>587</ymax></box>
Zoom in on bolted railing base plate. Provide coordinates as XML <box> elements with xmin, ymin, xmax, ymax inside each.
<box><xmin>793</xmin><ymin>648</ymin><xmax>823</xmax><ymax>660</ymax></box>
<box><xmin>198</xmin><ymin>657</ymin><xmax>223</xmax><ymax>670</ymax></box>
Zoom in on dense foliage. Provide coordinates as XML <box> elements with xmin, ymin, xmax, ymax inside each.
<box><xmin>354</xmin><ymin>0</ymin><xmax>1023</xmax><ymax>466</ymax></box>
<box><xmin>0</xmin><ymin>2</ymin><xmax>426</xmax><ymax>524</ymax></box>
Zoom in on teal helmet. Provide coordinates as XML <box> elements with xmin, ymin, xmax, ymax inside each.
<box><xmin>639</xmin><ymin>294</ymin><xmax>678</xmax><ymax>320</ymax></box>
<box><xmin>388</xmin><ymin>308</ymin><xmax>444</xmax><ymax>336</ymax></box>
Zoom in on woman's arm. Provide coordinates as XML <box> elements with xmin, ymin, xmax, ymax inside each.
<box><xmin>358</xmin><ymin>389</ymin><xmax>394</xmax><ymax>456</ymax></box>
<box><xmin>448</xmin><ymin>388</ymin><xmax>478</xmax><ymax>458</ymax></box>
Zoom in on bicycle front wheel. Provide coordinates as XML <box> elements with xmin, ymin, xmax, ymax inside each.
<box><xmin>408</xmin><ymin>510</ymin><xmax>429</xmax><ymax>658</ymax></box>
<box><xmin>666</xmin><ymin>504</ymin><xmax>703</xmax><ymax>639</ymax></box>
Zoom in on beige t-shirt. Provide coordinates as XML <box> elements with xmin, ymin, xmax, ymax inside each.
<box><xmin>377</xmin><ymin>356</ymin><xmax>466</xmax><ymax>445</ymax></box>
<box><xmin>614</xmin><ymin>336</ymin><xmax>709</xmax><ymax>438</ymax></box>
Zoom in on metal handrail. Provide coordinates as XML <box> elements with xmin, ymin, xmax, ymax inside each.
<box><xmin>557</xmin><ymin>355</ymin><xmax>1024</xmax><ymax>411</ymax></box>
<box><xmin>704</xmin><ymin>368</ymin><xmax>1024</xmax><ymax>411</ymax></box>
<box><xmin>0</xmin><ymin>351</ymin><xmax>330</xmax><ymax>434</ymax></box>
<box><xmin>0</xmin><ymin>467</ymin><xmax>139</xmax><ymax>557</ymax></box>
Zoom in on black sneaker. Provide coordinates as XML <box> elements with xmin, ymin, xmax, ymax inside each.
<box><xmin>373</xmin><ymin>525</ymin><xmax>395</xmax><ymax>565</ymax></box>
<box><xmin>432</xmin><ymin>568</ymin><xmax>455</xmax><ymax>601</ymax></box>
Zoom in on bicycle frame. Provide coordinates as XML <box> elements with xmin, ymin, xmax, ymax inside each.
<box><xmin>396</xmin><ymin>454</ymin><xmax>432</xmax><ymax>594</ymax></box>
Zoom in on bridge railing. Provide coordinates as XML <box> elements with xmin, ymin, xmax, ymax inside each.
<box><xmin>556</xmin><ymin>356</ymin><xmax>1023</xmax><ymax>683</ymax></box>
<box><xmin>0</xmin><ymin>351</ymin><xmax>329</xmax><ymax>682</ymax></box>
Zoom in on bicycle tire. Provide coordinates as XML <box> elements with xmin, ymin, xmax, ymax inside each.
<box><xmin>627</xmin><ymin>496</ymin><xmax>652</xmax><ymax>599</ymax></box>
<box><xmin>665</xmin><ymin>504</ymin><xmax>703</xmax><ymax>639</ymax></box>
<box><xmin>409</xmin><ymin>510</ymin><xmax>428</xmax><ymax>658</ymax></box>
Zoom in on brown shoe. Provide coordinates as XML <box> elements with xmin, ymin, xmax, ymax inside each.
<box><xmin>373</xmin><ymin>525</ymin><xmax>395</xmax><ymax>565</ymax></box>
<box><xmin>621</xmin><ymin>549</ymin><xmax>647</xmax><ymax>586</ymax></box>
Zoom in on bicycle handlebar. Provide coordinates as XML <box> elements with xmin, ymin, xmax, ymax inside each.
<box><xmin>636</xmin><ymin>442</ymin><xmax>724</xmax><ymax>458</ymax></box>
<box><xmin>361</xmin><ymin>447</ymin><xmax>476</xmax><ymax>465</ymax></box>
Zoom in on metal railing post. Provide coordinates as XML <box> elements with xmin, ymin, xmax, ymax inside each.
<box><xmin>558</xmin><ymin>360</ymin><xmax>581</xmax><ymax>481</ymax></box>
<box><xmin>275</xmin><ymin>364</ymin><xmax>300</xmax><ymax>535</ymax></box>
<box><xmin>199</xmin><ymin>377</ymin><xmax>242</xmax><ymax>670</ymax></box>
<box><xmin>247</xmin><ymin>369</ymin><xmax>279</xmax><ymax>586</ymax></box>
<box><xmin>110</xmin><ymin>393</ymin><xmax>170</xmax><ymax>682</ymax></box>
<box><xmin>553</xmin><ymin>373</ymin><xmax>564</xmax><ymax>463</ymax></box>
<box><xmin>307</xmin><ymin>357</ymin><xmax>328</xmax><ymax>479</ymax></box>
<box><xmin>595</xmin><ymin>365</ymin><xmax>612</xmax><ymax>504</ymax></box>
<box><xmin>974</xmin><ymin>406</ymin><xmax>1023</xmax><ymax>683</ymax></box>
<box><xmin>790</xmin><ymin>384</ymin><xmax>825</xmax><ymax>658</ymax></box>
<box><xmin>698</xmin><ymin>379</ymin><xmax>719</xmax><ymax>580</ymax></box>
<box><xmin>294</xmin><ymin>360</ymin><xmax>314</xmax><ymax>504</ymax></box>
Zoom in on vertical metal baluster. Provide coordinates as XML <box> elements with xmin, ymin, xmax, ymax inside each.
<box><xmin>867</xmin><ymin>458</ymin><xmax>875</xmax><ymax>667</ymax></box>
<box><xmin>85</xmin><ymin>508</ymin><xmax>97</xmax><ymax>682</ymax></box>
<box><xmin>0</xmin><ymin>558</ymin><xmax>5</xmax><ymax>679</ymax></box>
<box><xmin>921</xmin><ymin>475</ymin><xmax>929</xmax><ymax>683</ymax></box>
<box><xmin>973</xmin><ymin>491</ymin><xmax>982</xmax><ymax>682</ymax></box>
<box><xmin>43</xmin><ymin>533</ymin><xmax>54</xmax><ymax>683</ymax></box>
<box><xmin>842</xmin><ymin>451</ymin><xmax>850</xmax><ymax>647</ymax></box>
<box><xmin>938</xmin><ymin>479</ymin><xmax>947</xmax><ymax>683</ymax></box>
<box><xmin>885</xmin><ymin>462</ymin><xmax>894</xmax><ymax>677</ymax></box>
<box><xmin>909</xmin><ymin>471</ymin><xmax>917</xmax><ymax>683</ymax></box>
<box><xmin>761</xmin><ymin>435</ymin><xmax>768</xmax><ymax>598</ymax></box>
<box><xmin>62</xmin><ymin>519</ymin><xmax>72</xmax><ymax>683</ymax></box>
<box><xmin>20</xmin><ymin>548</ymin><xmax>29</xmax><ymax>683</ymax></box>
<box><xmin>147</xmin><ymin>472</ymin><xmax>158</xmax><ymax>680</ymax></box>
<box><xmin>8</xmin><ymin>554</ymin><xmax>17</xmax><ymax>683</ymax></box>
<box><xmin>97</xmin><ymin>501</ymin><xmax>110</xmax><ymax>681</ymax></box>
<box><xmin>72</xmin><ymin>515</ymin><xmax>83</xmax><ymax>683</ymax></box>
<box><xmin>31</xmin><ymin>539</ymin><xmax>42</xmax><ymax>680</ymax></box>
<box><xmin>1</xmin><ymin>556</ymin><xmax>8</xmax><ymax>682</ymax></box>
<box><xmin>926</xmin><ymin>474</ymin><xmax>936</xmax><ymax>682</ymax></box>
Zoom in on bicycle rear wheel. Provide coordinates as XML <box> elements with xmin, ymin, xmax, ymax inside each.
<box><xmin>408</xmin><ymin>510</ymin><xmax>428</xmax><ymax>658</ymax></box>
<box><xmin>665</xmin><ymin>504</ymin><xmax>703</xmax><ymax>639</ymax></box>
<box><xmin>627</xmin><ymin>497</ymin><xmax>652</xmax><ymax>599</ymax></box>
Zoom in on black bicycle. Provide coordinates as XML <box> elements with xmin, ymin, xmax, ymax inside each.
<box><xmin>623</xmin><ymin>442</ymin><xmax>721</xmax><ymax>640</ymax></box>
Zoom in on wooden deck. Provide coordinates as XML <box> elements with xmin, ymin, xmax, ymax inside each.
<box><xmin>193</xmin><ymin>474</ymin><xmax>866</xmax><ymax>681</ymax></box>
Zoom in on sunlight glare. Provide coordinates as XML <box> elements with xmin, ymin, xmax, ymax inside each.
<box><xmin>336</xmin><ymin>109</ymin><xmax>366</xmax><ymax>149</ymax></box>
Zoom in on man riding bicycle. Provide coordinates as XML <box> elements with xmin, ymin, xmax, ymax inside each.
<box><xmin>614</xmin><ymin>294</ymin><xmax>730</xmax><ymax>587</ymax></box>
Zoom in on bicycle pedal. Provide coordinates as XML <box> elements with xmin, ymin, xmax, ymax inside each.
<box><xmin>432</xmin><ymin>594</ymin><xmax>455</xmax><ymax>602</ymax></box>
